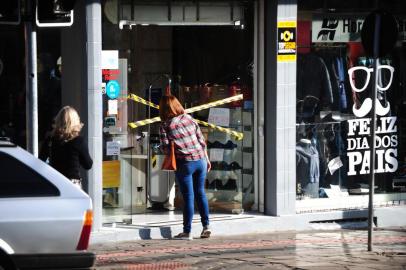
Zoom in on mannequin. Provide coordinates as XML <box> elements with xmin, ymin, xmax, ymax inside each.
<box><xmin>300</xmin><ymin>138</ymin><xmax>311</xmax><ymax>144</ymax></box>
<box><xmin>296</xmin><ymin>138</ymin><xmax>320</xmax><ymax>198</ymax></box>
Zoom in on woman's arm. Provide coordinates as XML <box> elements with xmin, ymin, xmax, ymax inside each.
<box><xmin>159</xmin><ymin>124</ymin><xmax>170</xmax><ymax>154</ymax></box>
<box><xmin>204</xmin><ymin>149</ymin><xmax>211</xmax><ymax>172</ymax></box>
<box><xmin>39</xmin><ymin>136</ymin><xmax>51</xmax><ymax>162</ymax></box>
<box><xmin>195</xmin><ymin>124</ymin><xmax>211</xmax><ymax>172</ymax></box>
<box><xmin>77</xmin><ymin>137</ymin><xmax>93</xmax><ymax>170</ymax></box>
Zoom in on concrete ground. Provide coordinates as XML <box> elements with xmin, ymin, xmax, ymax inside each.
<box><xmin>91</xmin><ymin>227</ymin><xmax>406</xmax><ymax>269</ymax></box>
<box><xmin>90</xmin><ymin>206</ymin><xmax>406</xmax><ymax>244</ymax></box>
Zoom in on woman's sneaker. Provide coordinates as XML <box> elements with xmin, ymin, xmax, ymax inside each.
<box><xmin>173</xmin><ymin>232</ymin><xmax>193</xmax><ymax>240</ymax></box>
<box><xmin>200</xmin><ymin>227</ymin><xmax>211</xmax><ymax>238</ymax></box>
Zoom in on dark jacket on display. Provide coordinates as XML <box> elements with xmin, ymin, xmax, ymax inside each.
<box><xmin>297</xmin><ymin>53</ymin><xmax>334</xmax><ymax>107</ymax></box>
<box><xmin>40</xmin><ymin>135</ymin><xmax>93</xmax><ymax>180</ymax></box>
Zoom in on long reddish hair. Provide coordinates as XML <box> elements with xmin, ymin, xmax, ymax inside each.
<box><xmin>159</xmin><ymin>95</ymin><xmax>185</xmax><ymax>121</ymax></box>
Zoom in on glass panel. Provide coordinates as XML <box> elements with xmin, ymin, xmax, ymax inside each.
<box><xmin>102</xmin><ymin>0</ymin><xmax>255</xmax><ymax>222</ymax></box>
<box><xmin>296</xmin><ymin>1</ymin><xmax>406</xmax><ymax>211</ymax></box>
<box><xmin>102</xmin><ymin>149</ymin><xmax>133</xmax><ymax>224</ymax></box>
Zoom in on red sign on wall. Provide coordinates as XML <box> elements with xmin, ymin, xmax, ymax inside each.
<box><xmin>102</xmin><ymin>69</ymin><xmax>120</xmax><ymax>81</ymax></box>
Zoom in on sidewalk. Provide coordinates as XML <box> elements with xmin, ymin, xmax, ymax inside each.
<box><xmin>90</xmin><ymin>206</ymin><xmax>406</xmax><ymax>244</ymax></box>
<box><xmin>91</xmin><ymin>228</ymin><xmax>406</xmax><ymax>269</ymax></box>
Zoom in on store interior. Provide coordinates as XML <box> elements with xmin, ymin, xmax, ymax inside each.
<box><xmin>101</xmin><ymin>1</ymin><xmax>256</xmax><ymax>224</ymax></box>
<box><xmin>295</xmin><ymin>1</ymin><xmax>406</xmax><ymax>207</ymax></box>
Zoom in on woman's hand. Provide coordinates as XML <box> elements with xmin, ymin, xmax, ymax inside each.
<box><xmin>207</xmin><ymin>158</ymin><xmax>211</xmax><ymax>172</ymax></box>
<box><xmin>204</xmin><ymin>150</ymin><xmax>211</xmax><ymax>172</ymax></box>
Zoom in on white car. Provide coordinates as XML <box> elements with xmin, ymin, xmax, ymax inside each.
<box><xmin>0</xmin><ymin>139</ymin><xmax>95</xmax><ymax>269</ymax></box>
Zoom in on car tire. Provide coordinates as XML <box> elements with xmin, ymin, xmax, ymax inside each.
<box><xmin>0</xmin><ymin>252</ymin><xmax>17</xmax><ymax>270</ymax></box>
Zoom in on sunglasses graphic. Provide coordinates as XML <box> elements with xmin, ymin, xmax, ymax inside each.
<box><xmin>347</xmin><ymin>65</ymin><xmax>394</xmax><ymax>118</ymax></box>
<box><xmin>348</xmin><ymin>65</ymin><xmax>394</xmax><ymax>92</ymax></box>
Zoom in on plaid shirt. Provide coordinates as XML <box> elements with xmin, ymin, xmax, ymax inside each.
<box><xmin>160</xmin><ymin>114</ymin><xmax>206</xmax><ymax>161</ymax></box>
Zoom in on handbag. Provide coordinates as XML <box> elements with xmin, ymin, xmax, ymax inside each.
<box><xmin>161</xmin><ymin>142</ymin><xmax>177</xmax><ymax>171</ymax></box>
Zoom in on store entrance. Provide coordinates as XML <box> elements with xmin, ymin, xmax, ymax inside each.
<box><xmin>101</xmin><ymin>1</ymin><xmax>256</xmax><ymax>225</ymax></box>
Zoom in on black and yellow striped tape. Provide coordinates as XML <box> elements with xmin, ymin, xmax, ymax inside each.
<box><xmin>184</xmin><ymin>94</ymin><xmax>243</xmax><ymax>114</ymax></box>
<box><xmin>151</xmin><ymin>154</ymin><xmax>157</xmax><ymax>168</ymax></box>
<box><xmin>128</xmin><ymin>94</ymin><xmax>159</xmax><ymax>109</ymax></box>
<box><xmin>193</xmin><ymin>119</ymin><xmax>243</xmax><ymax>140</ymax></box>
<box><xmin>127</xmin><ymin>94</ymin><xmax>244</xmax><ymax>140</ymax></box>
<box><xmin>128</xmin><ymin>116</ymin><xmax>161</xmax><ymax>129</ymax></box>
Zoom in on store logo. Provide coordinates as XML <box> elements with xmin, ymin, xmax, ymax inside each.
<box><xmin>280</xmin><ymin>30</ymin><xmax>294</xmax><ymax>42</ymax></box>
<box><xmin>317</xmin><ymin>19</ymin><xmax>339</xmax><ymax>41</ymax></box>
<box><xmin>277</xmin><ymin>22</ymin><xmax>296</xmax><ymax>62</ymax></box>
<box><xmin>106</xmin><ymin>80</ymin><xmax>121</xmax><ymax>99</ymax></box>
<box><xmin>346</xmin><ymin>65</ymin><xmax>398</xmax><ymax>176</ymax></box>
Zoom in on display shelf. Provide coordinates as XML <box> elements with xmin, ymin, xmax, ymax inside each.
<box><xmin>207</xmin><ymin>190</ymin><xmax>243</xmax><ymax>214</ymax></box>
<box><xmin>208</xmin><ymin>201</ymin><xmax>244</xmax><ymax>214</ymax></box>
<box><xmin>203</xmin><ymin>105</ymin><xmax>254</xmax><ymax>213</ymax></box>
<box><xmin>176</xmin><ymin>84</ymin><xmax>254</xmax><ymax>213</ymax></box>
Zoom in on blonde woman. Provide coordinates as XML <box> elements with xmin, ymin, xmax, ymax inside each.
<box><xmin>40</xmin><ymin>106</ymin><xmax>93</xmax><ymax>189</ymax></box>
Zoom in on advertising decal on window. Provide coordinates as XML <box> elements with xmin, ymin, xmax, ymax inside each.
<box><xmin>346</xmin><ymin>65</ymin><xmax>398</xmax><ymax>176</ymax></box>
<box><xmin>277</xmin><ymin>21</ymin><xmax>297</xmax><ymax>62</ymax></box>
<box><xmin>312</xmin><ymin>16</ymin><xmax>406</xmax><ymax>42</ymax></box>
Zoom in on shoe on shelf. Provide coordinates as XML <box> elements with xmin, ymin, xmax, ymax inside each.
<box><xmin>229</xmin><ymin>161</ymin><xmax>243</xmax><ymax>170</ymax></box>
<box><xmin>173</xmin><ymin>232</ymin><xmax>193</xmax><ymax>240</ymax></box>
<box><xmin>208</xmin><ymin>179</ymin><xmax>223</xmax><ymax>190</ymax></box>
<box><xmin>211</xmin><ymin>161</ymin><xmax>228</xmax><ymax>170</ymax></box>
<box><xmin>200</xmin><ymin>227</ymin><xmax>211</xmax><ymax>239</ymax></box>
<box><xmin>223</xmin><ymin>179</ymin><xmax>238</xmax><ymax>191</ymax></box>
<box><xmin>223</xmin><ymin>140</ymin><xmax>237</xmax><ymax>149</ymax></box>
<box><xmin>208</xmin><ymin>141</ymin><xmax>223</xmax><ymax>148</ymax></box>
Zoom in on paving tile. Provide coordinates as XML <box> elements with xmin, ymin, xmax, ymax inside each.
<box><xmin>93</xmin><ymin>228</ymin><xmax>406</xmax><ymax>269</ymax></box>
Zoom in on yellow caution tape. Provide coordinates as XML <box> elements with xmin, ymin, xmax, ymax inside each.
<box><xmin>128</xmin><ymin>116</ymin><xmax>161</xmax><ymax>129</ymax></box>
<box><xmin>128</xmin><ymin>94</ymin><xmax>159</xmax><ymax>109</ymax></box>
<box><xmin>128</xmin><ymin>93</ymin><xmax>243</xmax><ymax>113</ymax></box>
<box><xmin>151</xmin><ymin>153</ymin><xmax>157</xmax><ymax>168</ymax></box>
<box><xmin>193</xmin><ymin>119</ymin><xmax>243</xmax><ymax>140</ymax></box>
<box><xmin>184</xmin><ymin>94</ymin><xmax>243</xmax><ymax>114</ymax></box>
<box><xmin>127</xmin><ymin>94</ymin><xmax>244</xmax><ymax>140</ymax></box>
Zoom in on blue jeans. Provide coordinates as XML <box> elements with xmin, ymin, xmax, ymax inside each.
<box><xmin>175</xmin><ymin>158</ymin><xmax>210</xmax><ymax>233</ymax></box>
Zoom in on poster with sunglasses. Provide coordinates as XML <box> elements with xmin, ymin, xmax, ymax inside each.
<box><xmin>346</xmin><ymin>64</ymin><xmax>398</xmax><ymax>176</ymax></box>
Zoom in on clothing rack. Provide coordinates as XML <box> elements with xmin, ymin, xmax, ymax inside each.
<box><xmin>296</xmin><ymin>121</ymin><xmax>341</xmax><ymax>126</ymax></box>
<box><xmin>313</xmin><ymin>44</ymin><xmax>347</xmax><ymax>48</ymax></box>
<box><xmin>297</xmin><ymin>43</ymin><xmax>347</xmax><ymax>49</ymax></box>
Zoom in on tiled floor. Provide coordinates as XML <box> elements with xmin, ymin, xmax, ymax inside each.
<box><xmin>103</xmin><ymin>210</ymin><xmax>255</xmax><ymax>227</ymax></box>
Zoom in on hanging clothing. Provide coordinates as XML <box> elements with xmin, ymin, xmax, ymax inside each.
<box><xmin>297</xmin><ymin>53</ymin><xmax>334</xmax><ymax>107</ymax></box>
<box><xmin>296</xmin><ymin>140</ymin><xmax>320</xmax><ymax>185</ymax></box>
<box><xmin>335</xmin><ymin>57</ymin><xmax>348</xmax><ymax>111</ymax></box>
<box><xmin>347</xmin><ymin>42</ymin><xmax>365</xmax><ymax>109</ymax></box>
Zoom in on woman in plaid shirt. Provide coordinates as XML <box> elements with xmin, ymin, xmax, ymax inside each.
<box><xmin>159</xmin><ymin>95</ymin><xmax>211</xmax><ymax>240</ymax></box>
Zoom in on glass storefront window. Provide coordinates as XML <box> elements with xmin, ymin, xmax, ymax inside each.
<box><xmin>101</xmin><ymin>0</ymin><xmax>255</xmax><ymax>223</ymax></box>
<box><xmin>296</xmin><ymin>1</ymin><xmax>406</xmax><ymax>210</ymax></box>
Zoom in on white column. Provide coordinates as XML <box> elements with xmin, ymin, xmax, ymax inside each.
<box><xmin>265</xmin><ymin>0</ymin><xmax>297</xmax><ymax>216</ymax></box>
<box><xmin>86</xmin><ymin>1</ymin><xmax>103</xmax><ymax>230</ymax></box>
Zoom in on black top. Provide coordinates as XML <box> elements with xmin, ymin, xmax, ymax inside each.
<box><xmin>40</xmin><ymin>135</ymin><xmax>93</xmax><ymax>179</ymax></box>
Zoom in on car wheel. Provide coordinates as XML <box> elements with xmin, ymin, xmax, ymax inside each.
<box><xmin>0</xmin><ymin>252</ymin><xmax>16</xmax><ymax>270</ymax></box>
